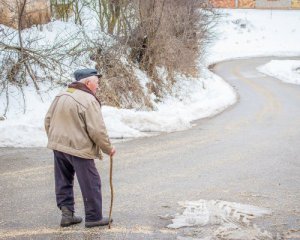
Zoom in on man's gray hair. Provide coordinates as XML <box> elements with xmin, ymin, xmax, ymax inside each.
<box><xmin>79</xmin><ymin>75</ymin><xmax>98</xmax><ymax>84</ymax></box>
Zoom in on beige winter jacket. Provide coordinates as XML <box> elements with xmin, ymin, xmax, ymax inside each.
<box><xmin>44</xmin><ymin>87</ymin><xmax>112</xmax><ymax>159</ymax></box>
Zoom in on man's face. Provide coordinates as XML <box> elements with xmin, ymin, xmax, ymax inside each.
<box><xmin>86</xmin><ymin>76</ymin><xmax>99</xmax><ymax>94</ymax></box>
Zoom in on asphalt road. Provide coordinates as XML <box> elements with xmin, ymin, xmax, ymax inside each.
<box><xmin>0</xmin><ymin>57</ymin><xmax>299</xmax><ymax>239</ymax></box>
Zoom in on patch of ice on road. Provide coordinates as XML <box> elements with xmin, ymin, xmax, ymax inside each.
<box><xmin>257</xmin><ymin>60</ymin><xmax>300</xmax><ymax>85</ymax></box>
<box><xmin>166</xmin><ymin>199</ymin><xmax>273</xmax><ymax>240</ymax></box>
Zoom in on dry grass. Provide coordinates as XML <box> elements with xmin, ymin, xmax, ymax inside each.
<box><xmin>125</xmin><ymin>0</ymin><xmax>216</xmax><ymax>97</ymax></box>
<box><xmin>95</xmin><ymin>52</ymin><xmax>153</xmax><ymax>110</ymax></box>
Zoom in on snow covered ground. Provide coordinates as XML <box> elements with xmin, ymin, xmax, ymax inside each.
<box><xmin>257</xmin><ymin>60</ymin><xmax>300</xmax><ymax>85</ymax></box>
<box><xmin>205</xmin><ymin>9</ymin><xmax>300</xmax><ymax>64</ymax></box>
<box><xmin>1</xmin><ymin>9</ymin><xmax>300</xmax><ymax>147</ymax></box>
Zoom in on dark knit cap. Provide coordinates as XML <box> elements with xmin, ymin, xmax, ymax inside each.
<box><xmin>74</xmin><ymin>68</ymin><xmax>102</xmax><ymax>81</ymax></box>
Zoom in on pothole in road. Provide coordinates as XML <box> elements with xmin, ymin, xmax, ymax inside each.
<box><xmin>160</xmin><ymin>199</ymin><xmax>278</xmax><ymax>240</ymax></box>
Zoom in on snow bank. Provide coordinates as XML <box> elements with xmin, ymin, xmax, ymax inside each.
<box><xmin>257</xmin><ymin>60</ymin><xmax>300</xmax><ymax>85</ymax></box>
<box><xmin>0</xmin><ymin>85</ymin><xmax>61</xmax><ymax>147</ymax></box>
<box><xmin>104</xmin><ymin>65</ymin><xmax>236</xmax><ymax>138</ymax></box>
<box><xmin>0</xmin><ymin>66</ymin><xmax>236</xmax><ymax>147</ymax></box>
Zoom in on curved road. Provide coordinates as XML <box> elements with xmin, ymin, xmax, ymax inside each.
<box><xmin>0</xmin><ymin>57</ymin><xmax>299</xmax><ymax>239</ymax></box>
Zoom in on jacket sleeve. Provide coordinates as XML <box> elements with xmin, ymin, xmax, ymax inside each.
<box><xmin>85</xmin><ymin>101</ymin><xmax>113</xmax><ymax>155</ymax></box>
<box><xmin>44</xmin><ymin>97</ymin><xmax>58</xmax><ymax>136</ymax></box>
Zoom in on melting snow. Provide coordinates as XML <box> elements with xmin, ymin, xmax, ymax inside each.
<box><xmin>166</xmin><ymin>200</ymin><xmax>273</xmax><ymax>240</ymax></box>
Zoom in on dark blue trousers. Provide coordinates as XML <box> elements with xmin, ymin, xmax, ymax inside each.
<box><xmin>54</xmin><ymin>150</ymin><xmax>102</xmax><ymax>222</ymax></box>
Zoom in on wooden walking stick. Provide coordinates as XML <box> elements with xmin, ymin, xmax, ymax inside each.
<box><xmin>108</xmin><ymin>155</ymin><xmax>114</xmax><ymax>229</ymax></box>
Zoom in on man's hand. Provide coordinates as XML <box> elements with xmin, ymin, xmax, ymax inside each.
<box><xmin>110</xmin><ymin>147</ymin><xmax>116</xmax><ymax>157</ymax></box>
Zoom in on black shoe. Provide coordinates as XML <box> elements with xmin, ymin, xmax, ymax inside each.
<box><xmin>60</xmin><ymin>206</ymin><xmax>82</xmax><ymax>227</ymax></box>
<box><xmin>85</xmin><ymin>217</ymin><xmax>113</xmax><ymax>228</ymax></box>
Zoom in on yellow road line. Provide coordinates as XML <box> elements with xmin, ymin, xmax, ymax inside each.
<box><xmin>232</xmin><ymin>62</ymin><xmax>282</xmax><ymax>123</ymax></box>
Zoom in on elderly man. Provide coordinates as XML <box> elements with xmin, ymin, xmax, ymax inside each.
<box><xmin>45</xmin><ymin>68</ymin><xmax>115</xmax><ymax>228</ymax></box>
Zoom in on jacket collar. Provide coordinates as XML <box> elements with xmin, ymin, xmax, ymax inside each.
<box><xmin>68</xmin><ymin>82</ymin><xmax>102</xmax><ymax>106</ymax></box>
